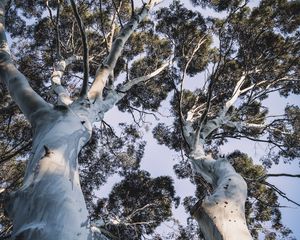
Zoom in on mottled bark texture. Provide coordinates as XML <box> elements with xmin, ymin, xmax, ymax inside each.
<box><xmin>7</xmin><ymin>106</ymin><xmax>93</xmax><ymax>239</ymax></box>
<box><xmin>190</xmin><ymin>153</ymin><xmax>252</xmax><ymax>240</ymax></box>
<box><xmin>182</xmin><ymin>73</ymin><xmax>254</xmax><ymax>239</ymax></box>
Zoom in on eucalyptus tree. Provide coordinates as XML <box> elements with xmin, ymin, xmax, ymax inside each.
<box><xmin>0</xmin><ymin>0</ymin><xmax>176</xmax><ymax>239</ymax></box>
<box><xmin>148</xmin><ymin>0</ymin><xmax>300</xmax><ymax>239</ymax></box>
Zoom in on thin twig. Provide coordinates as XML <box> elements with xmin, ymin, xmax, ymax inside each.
<box><xmin>130</xmin><ymin>0</ymin><xmax>135</xmax><ymax>18</ymax></box>
<box><xmin>262</xmin><ymin>181</ymin><xmax>300</xmax><ymax>207</ymax></box>
<box><xmin>99</xmin><ymin>0</ymin><xmax>109</xmax><ymax>53</ymax></box>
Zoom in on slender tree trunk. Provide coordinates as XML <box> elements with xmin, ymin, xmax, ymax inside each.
<box><xmin>6</xmin><ymin>104</ymin><xmax>93</xmax><ymax>240</ymax></box>
<box><xmin>190</xmin><ymin>147</ymin><xmax>252</xmax><ymax>240</ymax></box>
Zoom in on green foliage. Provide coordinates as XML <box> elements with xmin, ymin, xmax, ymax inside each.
<box><xmin>191</xmin><ymin>0</ymin><xmax>244</xmax><ymax>12</ymax></box>
<box><xmin>156</xmin><ymin>1</ymin><xmax>211</xmax><ymax>76</ymax></box>
<box><xmin>229</xmin><ymin>151</ymin><xmax>294</xmax><ymax>239</ymax></box>
<box><xmin>79</xmin><ymin>123</ymin><xmax>145</xmax><ymax>208</ymax></box>
<box><xmin>92</xmin><ymin>170</ymin><xmax>179</xmax><ymax>239</ymax></box>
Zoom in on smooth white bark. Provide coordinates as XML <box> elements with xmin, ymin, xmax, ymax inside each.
<box><xmin>51</xmin><ymin>57</ymin><xmax>81</xmax><ymax>106</ymax></box>
<box><xmin>1</xmin><ymin>5</ymin><xmax>106</xmax><ymax>238</ymax></box>
<box><xmin>190</xmin><ymin>152</ymin><xmax>252</xmax><ymax>240</ymax></box>
<box><xmin>182</xmin><ymin>72</ymin><xmax>254</xmax><ymax>239</ymax></box>
<box><xmin>88</xmin><ymin>0</ymin><xmax>162</xmax><ymax>101</ymax></box>
<box><xmin>0</xmin><ymin>2</ymin><xmax>51</xmax><ymax>125</ymax></box>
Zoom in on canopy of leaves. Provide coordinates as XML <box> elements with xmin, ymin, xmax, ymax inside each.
<box><xmin>91</xmin><ymin>170</ymin><xmax>179</xmax><ymax>239</ymax></box>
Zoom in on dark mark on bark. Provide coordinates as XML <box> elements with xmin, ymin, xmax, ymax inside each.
<box><xmin>44</xmin><ymin>145</ymin><xmax>51</xmax><ymax>156</ymax></box>
<box><xmin>54</xmin><ymin>105</ymin><xmax>68</xmax><ymax>111</ymax></box>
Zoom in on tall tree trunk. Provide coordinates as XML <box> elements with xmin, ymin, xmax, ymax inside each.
<box><xmin>190</xmin><ymin>147</ymin><xmax>252</xmax><ymax>240</ymax></box>
<box><xmin>6</xmin><ymin>104</ymin><xmax>93</xmax><ymax>240</ymax></box>
<box><xmin>0</xmin><ymin>0</ymin><xmax>162</xmax><ymax>238</ymax></box>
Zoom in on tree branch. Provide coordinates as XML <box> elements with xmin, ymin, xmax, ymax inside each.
<box><xmin>0</xmin><ymin>141</ymin><xmax>32</xmax><ymax>164</ymax></box>
<box><xmin>119</xmin><ymin>62</ymin><xmax>169</xmax><ymax>92</ymax></box>
<box><xmin>178</xmin><ymin>36</ymin><xmax>207</xmax><ymax>150</ymax></box>
<box><xmin>55</xmin><ymin>0</ymin><xmax>61</xmax><ymax>59</ymax></box>
<box><xmin>45</xmin><ymin>0</ymin><xmax>62</xmax><ymax>59</ymax></box>
<box><xmin>198</xmin><ymin>71</ymin><xmax>254</xmax><ymax>140</ymax></box>
<box><xmin>70</xmin><ymin>0</ymin><xmax>90</xmax><ymax>97</ymax></box>
<box><xmin>0</xmin><ymin>2</ymin><xmax>51</xmax><ymax>123</ymax></box>
<box><xmin>111</xmin><ymin>0</ymin><xmax>123</xmax><ymax>28</ymax></box>
<box><xmin>262</xmin><ymin>181</ymin><xmax>300</xmax><ymax>207</ymax></box>
<box><xmin>259</xmin><ymin>173</ymin><xmax>300</xmax><ymax>181</ymax></box>
<box><xmin>98</xmin><ymin>0</ymin><xmax>109</xmax><ymax>53</ymax></box>
<box><xmin>88</xmin><ymin>0</ymin><xmax>162</xmax><ymax>101</ymax></box>
<box><xmin>97</xmin><ymin>62</ymin><xmax>169</xmax><ymax>115</ymax></box>
<box><xmin>51</xmin><ymin>56</ymin><xmax>83</xmax><ymax>105</ymax></box>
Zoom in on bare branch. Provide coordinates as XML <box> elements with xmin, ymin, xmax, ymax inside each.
<box><xmin>0</xmin><ymin>3</ymin><xmax>51</xmax><ymax>123</ymax></box>
<box><xmin>125</xmin><ymin>203</ymin><xmax>157</xmax><ymax>221</ymax></box>
<box><xmin>262</xmin><ymin>181</ymin><xmax>300</xmax><ymax>207</ymax></box>
<box><xmin>70</xmin><ymin>0</ymin><xmax>90</xmax><ymax>97</ymax></box>
<box><xmin>51</xmin><ymin>56</ymin><xmax>83</xmax><ymax>105</ymax></box>
<box><xmin>269</xmin><ymin>173</ymin><xmax>300</xmax><ymax>178</ymax></box>
<box><xmin>180</xmin><ymin>36</ymin><xmax>207</xmax><ymax>119</ymax></box>
<box><xmin>98</xmin><ymin>62</ymin><xmax>169</xmax><ymax>115</ymax></box>
<box><xmin>0</xmin><ymin>141</ymin><xmax>32</xmax><ymax>164</ymax></box>
<box><xmin>98</xmin><ymin>0</ymin><xmax>109</xmax><ymax>53</ymax></box>
<box><xmin>45</xmin><ymin>0</ymin><xmax>62</xmax><ymax>59</ymax></box>
<box><xmin>177</xmin><ymin>36</ymin><xmax>207</xmax><ymax>149</ymax></box>
<box><xmin>198</xmin><ymin>70</ymin><xmax>259</xmax><ymax>140</ymax></box>
<box><xmin>111</xmin><ymin>0</ymin><xmax>123</xmax><ymax>28</ymax></box>
<box><xmin>55</xmin><ymin>0</ymin><xmax>61</xmax><ymax>59</ymax></box>
<box><xmin>119</xmin><ymin>62</ymin><xmax>169</xmax><ymax>92</ymax></box>
<box><xmin>240</xmin><ymin>76</ymin><xmax>297</xmax><ymax>95</ymax></box>
<box><xmin>45</xmin><ymin>0</ymin><xmax>56</xmax><ymax>26</ymax></box>
<box><xmin>89</xmin><ymin>0</ymin><xmax>162</xmax><ymax>101</ymax></box>
<box><xmin>130</xmin><ymin>0</ymin><xmax>135</xmax><ymax>18</ymax></box>
<box><xmin>260</xmin><ymin>173</ymin><xmax>300</xmax><ymax>180</ymax></box>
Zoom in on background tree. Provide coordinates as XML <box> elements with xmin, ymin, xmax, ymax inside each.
<box><xmin>150</xmin><ymin>0</ymin><xmax>300</xmax><ymax>239</ymax></box>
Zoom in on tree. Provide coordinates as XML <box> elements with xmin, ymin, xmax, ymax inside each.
<box><xmin>0</xmin><ymin>0</ymin><xmax>173</xmax><ymax>239</ymax></box>
<box><xmin>0</xmin><ymin>0</ymin><xmax>299</xmax><ymax>239</ymax></box>
<box><xmin>151</xmin><ymin>0</ymin><xmax>300</xmax><ymax>239</ymax></box>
